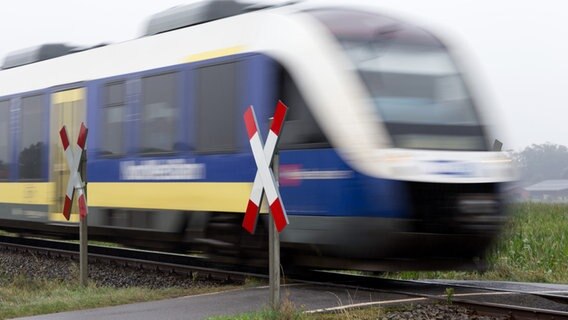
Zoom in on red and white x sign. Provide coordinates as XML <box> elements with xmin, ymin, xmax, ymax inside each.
<box><xmin>59</xmin><ymin>122</ymin><xmax>88</xmax><ymax>221</ymax></box>
<box><xmin>242</xmin><ymin>101</ymin><xmax>289</xmax><ymax>234</ymax></box>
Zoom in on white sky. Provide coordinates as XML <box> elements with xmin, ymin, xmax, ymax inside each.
<box><xmin>1</xmin><ymin>0</ymin><xmax>566</xmax><ymax>151</ymax></box>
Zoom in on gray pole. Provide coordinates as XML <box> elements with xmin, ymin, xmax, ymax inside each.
<box><xmin>79</xmin><ymin>150</ymin><xmax>88</xmax><ymax>286</ymax></box>
<box><xmin>80</xmin><ymin>213</ymin><xmax>88</xmax><ymax>286</ymax></box>
<box><xmin>269</xmin><ymin>151</ymin><xmax>280</xmax><ymax>310</ymax></box>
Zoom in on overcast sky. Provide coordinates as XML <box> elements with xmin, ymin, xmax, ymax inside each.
<box><xmin>1</xmin><ymin>0</ymin><xmax>566</xmax><ymax>151</ymax></box>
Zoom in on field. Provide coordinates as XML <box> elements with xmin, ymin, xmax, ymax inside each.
<box><xmin>210</xmin><ymin>202</ymin><xmax>568</xmax><ymax>320</ymax></box>
<box><xmin>389</xmin><ymin>202</ymin><xmax>568</xmax><ymax>283</ymax></box>
<box><xmin>0</xmin><ymin>277</ymin><xmax>236</xmax><ymax>320</ymax></box>
<box><xmin>1</xmin><ymin>203</ymin><xmax>567</xmax><ymax>319</ymax></box>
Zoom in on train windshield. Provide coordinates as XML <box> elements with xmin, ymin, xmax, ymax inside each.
<box><xmin>309</xmin><ymin>9</ymin><xmax>488</xmax><ymax>151</ymax></box>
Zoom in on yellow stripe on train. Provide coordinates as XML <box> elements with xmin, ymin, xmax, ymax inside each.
<box><xmin>88</xmin><ymin>182</ymin><xmax>256</xmax><ymax>212</ymax></box>
<box><xmin>0</xmin><ymin>183</ymin><xmax>53</xmax><ymax>205</ymax></box>
<box><xmin>185</xmin><ymin>45</ymin><xmax>245</xmax><ymax>62</ymax></box>
<box><xmin>0</xmin><ymin>182</ymin><xmax>269</xmax><ymax>223</ymax></box>
<box><xmin>49</xmin><ymin>212</ymin><xmax>81</xmax><ymax>223</ymax></box>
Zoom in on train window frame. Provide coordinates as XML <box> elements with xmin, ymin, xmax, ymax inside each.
<box><xmin>100</xmin><ymin>81</ymin><xmax>127</xmax><ymax>157</ymax></box>
<box><xmin>277</xmin><ymin>68</ymin><xmax>329</xmax><ymax>149</ymax></box>
<box><xmin>139</xmin><ymin>72</ymin><xmax>179</xmax><ymax>155</ymax></box>
<box><xmin>195</xmin><ymin>61</ymin><xmax>239</xmax><ymax>154</ymax></box>
<box><xmin>19</xmin><ymin>94</ymin><xmax>45</xmax><ymax>181</ymax></box>
<box><xmin>0</xmin><ymin>99</ymin><xmax>10</xmax><ymax>181</ymax></box>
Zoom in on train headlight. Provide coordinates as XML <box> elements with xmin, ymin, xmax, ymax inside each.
<box><xmin>380</xmin><ymin>152</ymin><xmax>420</xmax><ymax>177</ymax></box>
<box><xmin>479</xmin><ymin>156</ymin><xmax>515</xmax><ymax>180</ymax></box>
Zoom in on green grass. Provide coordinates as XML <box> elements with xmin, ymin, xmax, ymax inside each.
<box><xmin>213</xmin><ymin>203</ymin><xmax>568</xmax><ymax>319</ymax></box>
<box><xmin>209</xmin><ymin>298</ymin><xmax>308</xmax><ymax>320</ymax></box>
<box><xmin>207</xmin><ymin>300</ymin><xmax>388</xmax><ymax>320</ymax></box>
<box><xmin>388</xmin><ymin>203</ymin><xmax>568</xmax><ymax>283</ymax></box>
<box><xmin>3</xmin><ymin>203</ymin><xmax>567</xmax><ymax>319</ymax></box>
<box><xmin>487</xmin><ymin>202</ymin><xmax>568</xmax><ymax>282</ymax></box>
<box><xmin>0</xmin><ymin>275</ymin><xmax>236</xmax><ymax>320</ymax></box>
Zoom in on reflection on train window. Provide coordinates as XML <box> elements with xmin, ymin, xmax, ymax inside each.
<box><xmin>196</xmin><ymin>62</ymin><xmax>238</xmax><ymax>153</ymax></box>
<box><xmin>0</xmin><ymin>100</ymin><xmax>10</xmax><ymax>180</ymax></box>
<box><xmin>101</xmin><ymin>82</ymin><xmax>125</xmax><ymax>155</ymax></box>
<box><xmin>140</xmin><ymin>72</ymin><xmax>178</xmax><ymax>154</ymax></box>
<box><xmin>19</xmin><ymin>95</ymin><xmax>45</xmax><ymax>180</ymax></box>
<box><xmin>278</xmin><ymin>69</ymin><xmax>328</xmax><ymax>149</ymax></box>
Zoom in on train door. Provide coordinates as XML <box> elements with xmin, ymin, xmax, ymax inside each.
<box><xmin>49</xmin><ymin>88</ymin><xmax>86</xmax><ymax>223</ymax></box>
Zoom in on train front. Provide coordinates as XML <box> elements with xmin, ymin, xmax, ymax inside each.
<box><xmin>277</xmin><ymin>7</ymin><xmax>515</xmax><ymax>271</ymax></box>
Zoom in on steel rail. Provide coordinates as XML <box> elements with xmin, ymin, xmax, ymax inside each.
<box><xmin>300</xmin><ymin>270</ymin><xmax>568</xmax><ymax>305</ymax></box>
<box><xmin>0</xmin><ymin>235</ymin><xmax>267</xmax><ymax>283</ymax></box>
<box><xmin>292</xmin><ymin>270</ymin><xmax>568</xmax><ymax>320</ymax></box>
<box><xmin>407</xmin><ymin>278</ymin><xmax>568</xmax><ymax>305</ymax></box>
<box><xmin>3</xmin><ymin>235</ymin><xmax>568</xmax><ymax>319</ymax></box>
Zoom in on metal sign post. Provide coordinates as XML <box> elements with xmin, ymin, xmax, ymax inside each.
<box><xmin>269</xmin><ymin>150</ymin><xmax>280</xmax><ymax>309</ymax></box>
<box><xmin>243</xmin><ymin>101</ymin><xmax>289</xmax><ymax>310</ymax></box>
<box><xmin>79</xmin><ymin>150</ymin><xmax>88</xmax><ymax>287</ymax></box>
<box><xmin>59</xmin><ymin>122</ymin><xmax>89</xmax><ymax>286</ymax></box>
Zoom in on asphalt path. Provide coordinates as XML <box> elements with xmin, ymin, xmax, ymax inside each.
<box><xmin>14</xmin><ymin>284</ymin><xmax>408</xmax><ymax>320</ymax></box>
<box><xmin>15</xmin><ymin>281</ymin><xmax>568</xmax><ymax>319</ymax></box>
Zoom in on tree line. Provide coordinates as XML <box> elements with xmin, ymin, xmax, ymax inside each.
<box><xmin>512</xmin><ymin>143</ymin><xmax>568</xmax><ymax>184</ymax></box>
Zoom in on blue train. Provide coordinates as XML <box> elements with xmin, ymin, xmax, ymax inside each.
<box><xmin>0</xmin><ymin>0</ymin><xmax>513</xmax><ymax>271</ymax></box>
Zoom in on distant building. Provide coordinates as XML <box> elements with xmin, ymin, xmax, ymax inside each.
<box><xmin>524</xmin><ymin>180</ymin><xmax>568</xmax><ymax>202</ymax></box>
<box><xmin>503</xmin><ymin>182</ymin><xmax>529</xmax><ymax>202</ymax></box>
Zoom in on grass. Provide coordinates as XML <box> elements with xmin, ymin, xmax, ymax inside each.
<box><xmin>209</xmin><ymin>298</ymin><xmax>308</xmax><ymax>320</ymax></box>
<box><xmin>2</xmin><ymin>203</ymin><xmax>567</xmax><ymax>319</ymax></box>
<box><xmin>209</xmin><ymin>203</ymin><xmax>568</xmax><ymax>319</ymax></box>
<box><xmin>388</xmin><ymin>203</ymin><xmax>568</xmax><ymax>283</ymax></box>
<box><xmin>207</xmin><ymin>299</ymin><xmax>389</xmax><ymax>320</ymax></box>
<box><xmin>486</xmin><ymin>202</ymin><xmax>568</xmax><ymax>282</ymax></box>
<box><xmin>0</xmin><ymin>275</ymin><xmax>237</xmax><ymax>320</ymax></box>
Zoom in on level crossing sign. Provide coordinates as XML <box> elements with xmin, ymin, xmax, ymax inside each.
<box><xmin>59</xmin><ymin>122</ymin><xmax>89</xmax><ymax>220</ymax></box>
<box><xmin>242</xmin><ymin>101</ymin><xmax>289</xmax><ymax>234</ymax></box>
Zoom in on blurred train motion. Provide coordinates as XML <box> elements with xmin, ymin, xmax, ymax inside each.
<box><xmin>0</xmin><ymin>0</ymin><xmax>514</xmax><ymax>271</ymax></box>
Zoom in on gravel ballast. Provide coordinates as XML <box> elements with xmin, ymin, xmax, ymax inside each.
<box><xmin>0</xmin><ymin>247</ymin><xmax>221</xmax><ymax>288</ymax></box>
<box><xmin>381</xmin><ymin>303</ymin><xmax>509</xmax><ymax>320</ymax></box>
<box><xmin>0</xmin><ymin>247</ymin><xmax>518</xmax><ymax>319</ymax></box>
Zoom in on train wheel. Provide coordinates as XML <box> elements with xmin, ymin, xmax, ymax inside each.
<box><xmin>203</xmin><ymin>213</ymin><xmax>268</xmax><ymax>266</ymax></box>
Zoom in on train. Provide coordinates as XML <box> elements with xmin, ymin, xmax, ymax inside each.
<box><xmin>0</xmin><ymin>0</ymin><xmax>514</xmax><ymax>271</ymax></box>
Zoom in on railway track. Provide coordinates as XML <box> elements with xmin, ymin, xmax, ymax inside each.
<box><xmin>299</xmin><ymin>270</ymin><xmax>568</xmax><ymax>319</ymax></box>
<box><xmin>0</xmin><ymin>235</ymin><xmax>266</xmax><ymax>283</ymax></box>
<box><xmin>2</xmin><ymin>235</ymin><xmax>568</xmax><ymax>319</ymax></box>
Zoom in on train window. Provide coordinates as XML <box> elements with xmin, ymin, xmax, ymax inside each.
<box><xmin>101</xmin><ymin>82</ymin><xmax>126</xmax><ymax>155</ymax></box>
<box><xmin>140</xmin><ymin>72</ymin><xmax>178</xmax><ymax>154</ymax></box>
<box><xmin>278</xmin><ymin>69</ymin><xmax>328</xmax><ymax>149</ymax></box>
<box><xmin>195</xmin><ymin>62</ymin><xmax>238</xmax><ymax>153</ymax></box>
<box><xmin>309</xmin><ymin>9</ymin><xmax>488</xmax><ymax>151</ymax></box>
<box><xmin>19</xmin><ymin>95</ymin><xmax>45</xmax><ymax>180</ymax></box>
<box><xmin>0</xmin><ymin>100</ymin><xmax>10</xmax><ymax>180</ymax></box>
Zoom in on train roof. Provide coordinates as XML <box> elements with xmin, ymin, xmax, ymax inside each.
<box><xmin>0</xmin><ymin>3</ymin><xmax>304</xmax><ymax>97</ymax></box>
<box><xmin>0</xmin><ymin>2</ymin><xmax>380</xmax><ymax>99</ymax></box>
<box><xmin>2</xmin><ymin>44</ymin><xmax>77</xmax><ymax>70</ymax></box>
<box><xmin>0</xmin><ymin>0</ymin><xmax>298</xmax><ymax>72</ymax></box>
<box><xmin>143</xmin><ymin>0</ymin><xmax>249</xmax><ymax>36</ymax></box>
